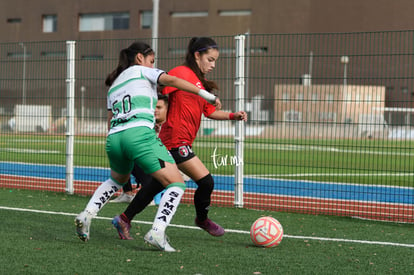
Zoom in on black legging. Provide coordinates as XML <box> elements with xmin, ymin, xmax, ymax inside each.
<box><xmin>124</xmin><ymin>177</ymin><xmax>164</xmax><ymax>221</ymax></box>
<box><xmin>123</xmin><ymin>171</ymin><xmax>214</xmax><ymax>223</ymax></box>
<box><xmin>122</xmin><ymin>164</ymin><xmax>153</xmax><ymax>192</ymax></box>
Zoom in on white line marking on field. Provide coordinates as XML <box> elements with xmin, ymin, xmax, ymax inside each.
<box><xmin>0</xmin><ymin>148</ymin><xmax>60</xmax><ymax>154</ymax></box>
<box><xmin>1</xmin><ymin>206</ymin><xmax>413</xmax><ymax>248</ymax></box>
<box><xmin>11</xmin><ymin>138</ymin><xmax>106</xmax><ymax>145</ymax></box>
<box><xmin>249</xmin><ymin>173</ymin><xmax>414</xmax><ymax>177</ymax></box>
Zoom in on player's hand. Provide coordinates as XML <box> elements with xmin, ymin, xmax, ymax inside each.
<box><xmin>214</xmin><ymin>97</ymin><xmax>222</xmax><ymax>110</ymax></box>
<box><xmin>234</xmin><ymin>111</ymin><xmax>248</xmax><ymax>121</ymax></box>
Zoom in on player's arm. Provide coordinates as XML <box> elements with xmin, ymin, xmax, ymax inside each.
<box><xmin>158</xmin><ymin>73</ymin><xmax>220</xmax><ymax>106</ymax></box>
<box><xmin>207</xmin><ymin>110</ymin><xmax>248</xmax><ymax>121</ymax></box>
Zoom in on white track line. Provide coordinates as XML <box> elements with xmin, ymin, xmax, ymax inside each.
<box><xmin>247</xmin><ymin>173</ymin><xmax>414</xmax><ymax>177</ymax></box>
<box><xmin>6</xmin><ymin>139</ymin><xmax>414</xmax><ymax>157</ymax></box>
<box><xmin>194</xmin><ymin>142</ymin><xmax>414</xmax><ymax>157</ymax></box>
<box><xmin>0</xmin><ymin>148</ymin><xmax>60</xmax><ymax>154</ymax></box>
<box><xmin>1</xmin><ymin>206</ymin><xmax>413</xmax><ymax>248</ymax></box>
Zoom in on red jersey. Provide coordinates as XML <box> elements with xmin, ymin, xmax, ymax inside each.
<box><xmin>159</xmin><ymin>66</ymin><xmax>216</xmax><ymax>149</ymax></box>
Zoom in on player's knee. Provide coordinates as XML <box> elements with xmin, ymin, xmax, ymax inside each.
<box><xmin>166</xmin><ymin>181</ymin><xmax>186</xmax><ymax>192</ymax></box>
<box><xmin>196</xmin><ymin>174</ymin><xmax>214</xmax><ymax>192</ymax></box>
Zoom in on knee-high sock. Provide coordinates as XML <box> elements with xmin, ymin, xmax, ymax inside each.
<box><xmin>123</xmin><ymin>178</ymin><xmax>164</xmax><ymax>221</ymax></box>
<box><xmin>122</xmin><ymin>178</ymin><xmax>133</xmax><ymax>193</ymax></box>
<box><xmin>194</xmin><ymin>174</ymin><xmax>214</xmax><ymax>221</ymax></box>
<box><xmin>84</xmin><ymin>178</ymin><xmax>122</xmax><ymax>216</ymax></box>
<box><xmin>152</xmin><ymin>182</ymin><xmax>186</xmax><ymax>233</ymax></box>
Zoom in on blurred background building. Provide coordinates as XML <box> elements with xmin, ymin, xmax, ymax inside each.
<box><xmin>0</xmin><ymin>0</ymin><xmax>413</xmax><ymax>128</ymax></box>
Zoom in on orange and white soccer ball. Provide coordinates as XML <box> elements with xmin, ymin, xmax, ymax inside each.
<box><xmin>250</xmin><ymin>216</ymin><xmax>283</xmax><ymax>247</ymax></box>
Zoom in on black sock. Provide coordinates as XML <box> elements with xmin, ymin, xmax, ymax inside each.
<box><xmin>194</xmin><ymin>174</ymin><xmax>214</xmax><ymax>222</ymax></box>
<box><xmin>122</xmin><ymin>179</ymin><xmax>133</xmax><ymax>193</ymax></box>
<box><xmin>123</xmin><ymin>178</ymin><xmax>164</xmax><ymax>221</ymax></box>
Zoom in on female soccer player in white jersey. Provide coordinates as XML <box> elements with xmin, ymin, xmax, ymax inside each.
<box><xmin>74</xmin><ymin>41</ymin><xmax>219</xmax><ymax>252</ymax></box>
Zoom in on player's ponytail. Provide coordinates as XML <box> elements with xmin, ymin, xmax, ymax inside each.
<box><xmin>105</xmin><ymin>42</ymin><xmax>154</xmax><ymax>86</ymax></box>
<box><xmin>184</xmin><ymin>37</ymin><xmax>219</xmax><ymax>92</ymax></box>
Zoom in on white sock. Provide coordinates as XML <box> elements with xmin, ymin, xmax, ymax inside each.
<box><xmin>152</xmin><ymin>182</ymin><xmax>185</xmax><ymax>233</ymax></box>
<box><xmin>84</xmin><ymin>178</ymin><xmax>122</xmax><ymax>216</ymax></box>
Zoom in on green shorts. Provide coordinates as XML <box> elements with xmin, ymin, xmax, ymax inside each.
<box><xmin>106</xmin><ymin>127</ymin><xmax>175</xmax><ymax>175</ymax></box>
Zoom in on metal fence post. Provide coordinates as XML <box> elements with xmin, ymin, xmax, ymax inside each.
<box><xmin>234</xmin><ymin>35</ymin><xmax>246</xmax><ymax>208</ymax></box>
<box><xmin>65</xmin><ymin>41</ymin><xmax>76</xmax><ymax>194</ymax></box>
<box><xmin>152</xmin><ymin>0</ymin><xmax>159</xmax><ymax>67</ymax></box>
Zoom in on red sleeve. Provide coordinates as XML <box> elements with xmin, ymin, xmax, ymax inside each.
<box><xmin>203</xmin><ymin>102</ymin><xmax>216</xmax><ymax>117</ymax></box>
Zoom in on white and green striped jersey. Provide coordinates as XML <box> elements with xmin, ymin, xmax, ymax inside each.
<box><xmin>107</xmin><ymin>65</ymin><xmax>165</xmax><ymax>135</ymax></box>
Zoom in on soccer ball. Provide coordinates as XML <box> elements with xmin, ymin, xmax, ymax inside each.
<box><xmin>250</xmin><ymin>216</ymin><xmax>283</xmax><ymax>247</ymax></box>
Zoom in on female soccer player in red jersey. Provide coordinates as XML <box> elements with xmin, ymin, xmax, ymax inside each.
<box><xmin>113</xmin><ymin>37</ymin><xmax>247</xmax><ymax>238</ymax></box>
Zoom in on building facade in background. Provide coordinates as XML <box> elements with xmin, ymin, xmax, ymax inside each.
<box><xmin>0</xmin><ymin>0</ymin><xmax>413</xmax><ymax>123</ymax></box>
<box><xmin>1</xmin><ymin>0</ymin><xmax>414</xmax><ymax>41</ymax></box>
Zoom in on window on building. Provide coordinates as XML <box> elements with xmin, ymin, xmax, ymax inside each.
<box><xmin>168</xmin><ymin>48</ymin><xmax>186</xmax><ymax>55</ymax></box>
<box><xmin>282</xmin><ymin>93</ymin><xmax>290</xmax><ymax>102</ymax></box>
<box><xmin>250</xmin><ymin>47</ymin><xmax>268</xmax><ymax>54</ymax></box>
<box><xmin>319</xmin><ymin>112</ymin><xmax>337</xmax><ymax>123</ymax></box>
<box><xmin>79</xmin><ymin>12</ymin><xmax>129</xmax><ymax>32</ymax></box>
<box><xmin>7</xmin><ymin>18</ymin><xmax>22</xmax><ymax>23</ymax></box>
<box><xmin>171</xmin><ymin>11</ymin><xmax>208</xmax><ymax>18</ymax></box>
<box><xmin>43</xmin><ymin>15</ymin><xmax>57</xmax><ymax>33</ymax></box>
<box><xmin>140</xmin><ymin>10</ymin><xmax>152</xmax><ymax>29</ymax></box>
<box><xmin>355</xmin><ymin>93</ymin><xmax>360</xmax><ymax>104</ymax></box>
<box><xmin>81</xmin><ymin>54</ymin><xmax>104</xmax><ymax>60</ymax></box>
<box><xmin>284</xmin><ymin>110</ymin><xmax>302</xmax><ymax>122</ymax></box>
<box><xmin>7</xmin><ymin>52</ymin><xmax>31</xmax><ymax>58</ymax></box>
<box><xmin>41</xmin><ymin>51</ymin><xmax>65</xmax><ymax>57</ymax></box>
<box><xmin>218</xmin><ymin>10</ymin><xmax>252</xmax><ymax>16</ymax></box>
<box><xmin>326</xmin><ymin>94</ymin><xmax>334</xmax><ymax>103</ymax></box>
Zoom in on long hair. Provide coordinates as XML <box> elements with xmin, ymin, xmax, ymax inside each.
<box><xmin>184</xmin><ymin>37</ymin><xmax>219</xmax><ymax>92</ymax></box>
<box><xmin>105</xmin><ymin>42</ymin><xmax>154</xmax><ymax>86</ymax></box>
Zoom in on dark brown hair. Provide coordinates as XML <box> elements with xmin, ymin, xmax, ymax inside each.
<box><xmin>184</xmin><ymin>37</ymin><xmax>219</xmax><ymax>92</ymax></box>
<box><xmin>105</xmin><ymin>41</ymin><xmax>154</xmax><ymax>86</ymax></box>
<box><xmin>157</xmin><ymin>93</ymin><xmax>168</xmax><ymax>106</ymax></box>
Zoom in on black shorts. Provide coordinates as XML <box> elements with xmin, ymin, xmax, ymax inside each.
<box><xmin>169</xmin><ymin>145</ymin><xmax>196</xmax><ymax>164</ymax></box>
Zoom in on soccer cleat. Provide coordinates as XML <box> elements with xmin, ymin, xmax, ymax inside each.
<box><xmin>75</xmin><ymin>211</ymin><xmax>93</xmax><ymax>242</ymax></box>
<box><xmin>109</xmin><ymin>193</ymin><xmax>134</xmax><ymax>203</ymax></box>
<box><xmin>112</xmin><ymin>215</ymin><xmax>133</xmax><ymax>240</ymax></box>
<box><xmin>195</xmin><ymin>218</ymin><xmax>225</xmax><ymax>237</ymax></box>
<box><xmin>144</xmin><ymin>229</ymin><xmax>176</xmax><ymax>252</ymax></box>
